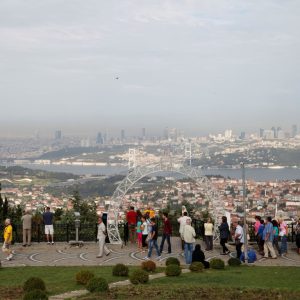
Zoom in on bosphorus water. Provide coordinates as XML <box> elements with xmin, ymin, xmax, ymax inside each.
<box><xmin>10</xmin><ymin>163</ymin><xmax>300</xmax><ymax>181</ymax></box>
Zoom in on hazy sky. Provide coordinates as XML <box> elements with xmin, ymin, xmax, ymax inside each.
<box><xmin>0</xmin><ymin>0</ymin><xmax>299</xmax><ymax>137</ymax></box>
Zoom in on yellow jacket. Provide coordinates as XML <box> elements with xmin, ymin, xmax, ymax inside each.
<box><xmin>4</xmin><ymin>225</ymin><xmax>12</xmax><ymax>243</ymax></box>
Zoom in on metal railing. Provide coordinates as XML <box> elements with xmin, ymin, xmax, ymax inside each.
<box><xmin>0</xmin><ymin>220</ymin><xmax>296</xmax><ymax>244</ymax></box>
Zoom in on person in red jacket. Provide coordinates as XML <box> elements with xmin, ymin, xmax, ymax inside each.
<box><xmin>159</xmin><ymin>212</ymin><xmax>172</xmax><ymax>254</ymax></box>
<box><xmin>126</xmin><ymin>206</ymin><xmax>137</xmax><ymax>243</ymax></box>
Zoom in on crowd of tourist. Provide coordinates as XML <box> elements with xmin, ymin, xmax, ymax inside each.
<box><xmin>2</xmin><ymin>205</ymin><xmax>300</xmax><ymax>264</ymax></box>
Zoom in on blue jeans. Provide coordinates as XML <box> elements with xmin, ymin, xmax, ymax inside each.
<box><xmin>148</xmin><ymin>239</ymin><xmax>160</xmax><ymax>258</ymax></box>
<box><xmin>160</xmin><ymin>233</ymin><xmax>171</xmax><ymax>253</ymax></box>
<box><xmin>184</xmin><ymin>243</ymin><xmax>193</xmax><ymax>264</ymax></box>
<box><xmin>280</xmin><ymin>235</ymin><xmax>288</xmax><ymax>254</ymax></box>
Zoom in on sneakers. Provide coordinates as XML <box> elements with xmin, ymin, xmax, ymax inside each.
<box><xmin>51</xmin><ymin>242</ymin><xmax>54</xmax><ymax>245</ymax></box>
<box><xmin>106</xmin><ymin>252</ymin><xmax>111</xmax><ymax>256</ymax></box>
<box><xmin>144</xmin><ymin>256</ymin><xmax>150</xmax><ymax>260</ymax></box>
<box><xmin>225</xmin><ymin>251</ymin><xmax>231</xmax><ymax>255</ymax></box>
<box><xmin>157</xmin><ymin>256</ymin><xmax>162</xmax><ymax>260</ymax></box>
<box><xmin>96</xmin><ymin>255</ymin><xmax>103</xmax><ymax>258</ymax></box>
<box><xmin>6</xmin><ymin>254</ymin><xmax>13</xmax><ymax>261</ymax></box>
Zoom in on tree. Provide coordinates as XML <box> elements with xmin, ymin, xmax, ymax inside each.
<box><xmin>69</xmin><ymin>190</ymin><xmax>97</xmax><ymax>223</ymax></box>
<box><xmin>3</xmin><ymin>196</ymin><xmax>8</xmax><ymax>219</ymax></box>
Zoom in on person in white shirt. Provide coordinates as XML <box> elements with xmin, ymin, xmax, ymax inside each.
<box><xmin>234</xmin><ymin>221</ymin><xmax>244</xmax><ymax>260</ymax></box>
<box><xmin>178</xmin><ymin>212</ymin><xmax>191</xmax><ymax>250</ymax></box>
<box><xmin>204</xmin><ymin>217</ymin><xmax>214</xmax><ymax>251</ymax></box>
<box><xmin>97</xmin><ymin>216</ymin><xmax>111</xmax><ymax>258</ymax></box>
<box><xmin>141</xmin><ymin>215</ymin><xmax>148</xmax><ymax>251</ymax></box>
<box><xmin>182</xmin><ymin>218</ymin><xmax>196</xmax><ymax>264</ymax></box>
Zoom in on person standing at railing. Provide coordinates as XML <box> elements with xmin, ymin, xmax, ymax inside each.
<box><xmin>2</xmin><ymin>218</ymin><xmax>13</xmax><ymax>261</ymax></box>
<box><xmin>263</xmin><ymin>216</ymin><xmax>277</xmax><ymax>259</ymax></box>
<box><xmin>21</xmin><ymin>210</ymin><xmax>32</xmax><ymax>247</ymax></box>
<box><xmin>43</xmin><ymin>207</ymin><xmax>54</xmax><ymax>245</ymax></box>
<box><xmin>278</xmin><ymin>218</ymin><xmax>288</xmax><ymax>256</ymax></box>
<box><xmin>178</xmin><ymin>212</ymin><xmax>191</xmax><ymax>251</ymax></box>
<box><xmin>295</xmin><ymin>219</ymin><xmax>300</xmax><ymax>255</ymax></box>
<box><xmin>219</xmin><ymin>216</ymin><xmax>230</xmax><ymax>255</ymax></box>
<box><xmin>159</xmin><ymin>212</ymin><xmax>172</xmax><ymax>254</ymax></box>
<box><xmin>126</xmin><ymin>206</ymin><xmax>137</xmax><ymax>244</ymax></box>
<box><xmin>182</xmin><ymin>218</ymin><xmax>196</xmax><ymax>265</ymax></box>
<box><xmin>272</xmin><ymin>219</ymin><xmax>280</xmax><ymax>255</ymax></box>
<box><xmin>204</xmin><ymin>217</ymin><xmax>214</xmax><ymax>251</ymax></box>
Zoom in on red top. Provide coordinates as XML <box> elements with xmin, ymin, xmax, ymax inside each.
<box><xmin>163</xmin><ymin>218</ymin><xmax>172</xmax><ymax>235</ymax></box>
<box><xmin>126</xmin><ymin>210</ymin><xmax>137</xmax><ymax>225</ymax></box>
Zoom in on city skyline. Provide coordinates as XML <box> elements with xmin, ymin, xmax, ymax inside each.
<box><xmin>0</xmin><ymin>0</ymin><xmax>299</xmax><ymax>136</ymax></box>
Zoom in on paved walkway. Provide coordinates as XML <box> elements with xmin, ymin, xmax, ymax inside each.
<box><xmin>1</xmin><ymin>237</ymin><xmax>299</xmax><ymax>267</ymax></box>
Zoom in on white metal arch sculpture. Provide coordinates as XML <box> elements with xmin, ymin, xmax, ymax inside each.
<box><xmin>107</xmin><ymin>161</ymin><xmax>225</xmax><ymax>244</ymax></box>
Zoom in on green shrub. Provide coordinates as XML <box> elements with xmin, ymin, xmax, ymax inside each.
<box><xmin>86</xmin><ymin>277</ymin><xmax>108</xmax><ymax>293</ymax></box>
<box><xmin>23</xmin><ymin>277</ymin><xmax>46</xmax><ymax>292</ymax></box>
<box><xmin>189</xmin><ymin>262</ymin><xmax>204</xmax><ymax>272</ymax></box>
<box><xmin>141</xmin><ymin>260</ymin><xmax>156</xmax><ymax>272</ymax></box>
<box><xmin>75</xmin><ymin>270</ymin><xmax>95</xmax><ymax>285</ymax></box>
<box><xmin>165</xmin><ymin>257</ymin><xmax>180</xmax><ymax>266</ymax></box>
<box><xmin>228</xmin><ymin>257</ymin><xmax>242</xmax><ymax>267</ymax></box>
<box><xmin>112</xmin><ymin>264</ymin><xmax>129</xmax><ymax>277</ymax></box>
<box><xmin>165</xmin><ymin>264</ymin><xmax>182</xmax><ymax>276</ymax></box>
<box><xmin>129</xmin><ymin>269</ymin><xmax>149</xmax><ymax>285</ymax></box>
<box><xmin>23</xmin><ymin>289</ymin><xmax>48</xmax><ymax>300</ymax></box>
<box><xmin>210</xmin><ymin>258</ymin><xmax>225</xmax><ymax>270</ymax></box>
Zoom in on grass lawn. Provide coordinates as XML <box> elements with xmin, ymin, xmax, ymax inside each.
<box><xmin>0</xmin><ymin>266</ymin><xmax>129</xmax><ymax>299</ymax></box>
<box><xmin>1</xmin><ymin>266</ymin><xmax>300</xmax><ymax>300</ymax></box>
<box><xmin>150</xmin><ymin>266</ymin><xmax>300</xmax><ymax>291</ymax></box>
<box><xmin>79</xmin><ymin>266</ymin><xmax>300</xmax><ymax>300</ymax></box>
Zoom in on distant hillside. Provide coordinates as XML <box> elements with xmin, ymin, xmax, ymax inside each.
<box><xmin>0</xmin><ymin>165</ymin><xmax>80</xmax><ymax>181</ymax></box>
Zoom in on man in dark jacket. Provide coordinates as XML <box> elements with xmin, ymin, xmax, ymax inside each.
<box><xmin>159</xmin><ymin>212</ymin><xmax>172</xmax><ymax>254</ymax></box>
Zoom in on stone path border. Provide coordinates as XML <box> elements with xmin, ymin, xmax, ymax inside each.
<box><xmin>49</xmin><ymin>268</ymin><xmax>191</xmax><ymax>300</ymax></box>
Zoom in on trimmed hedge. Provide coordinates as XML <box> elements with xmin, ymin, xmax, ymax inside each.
<box><xmin>165</xmin><ymin>257</ymin><xmax>180</xmax><ymax>266</ymax></box>
<box><xmin>141</xmin><ymin>260</ymin><xmax>156</xmax><ymax>272</ymax></box>
<box><xmin>189</xmin><ymin>262</ymin><xmax>204</xmax><ymax>272</ymax></box>
<box><xmin>129</xmin><ymin>269</ymin><xmax>149</xmax><ymax>285</ymax></box>
<box><xmin>23</xmin><ymin>290</ymin><xmax>48</xmax><ymax>300</ymax></box>
<box><xmin>210</xmin><ymin>258</ymin><xmax>225</xmax><ymax>270</ymax></box>
<box><xmin>228</xmin><ymin>257</ymin><xmax>242</xmax><ymax>267</ymax></box>
<box><xmin>112</xmin><ymin>264</ymin><xmax>129</xmax><ymax>277</ymax></box>
<box><xmin>86</xmin><ymin>277</ymin><xmax>108</xmax><ymax>293</ymax></box>
<box><xmin>165</xmin><ymin>264</ymin><xmax>181</xmax><ymax>277</ymax></box>
<box><xmin>23</xmin><ymin>277</ymin><xmax>46</xmax><ymax>293</ymax></box>
<box><xmin>75</xmin><ymin>270</ymin><xmax>95</xmax><ymax>285</ymax></box>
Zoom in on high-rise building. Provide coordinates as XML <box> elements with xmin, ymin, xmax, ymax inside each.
<box><xmin>271</xmin><ymin>126</ymin><xmax>277</xmax><ymax>138</ymax></box>
<box><xmin>96</xmin><ymin>132</ymin><xmax>103</xmax><ymax>144</ymax></box>
<box><xmin>259</xmin><ymin>128</ymin><xmax>264</xmax><ymax>138</ymax></box>
<box><xmin>121</xmin><ymin>129</ymin><xmax>125</xmax><ymax>141</ymax></box>
<box><xmin>54</xmin><ymin>130</ymin><xmax>62</xmax><ymax>140</ymax></box>
<box><xmin>292</xmin><ymin>124</ymin><xmax>298</xmax><ymax>138</ymax></box>
<box><xmin>224</xmin><ymin>129</ymin><xmax>232</xmax><ymax>139</ymax></box>
<box><xmin>239</xmin><ymin>132</ymin><xmax>246</xmax><ymax>140</ymax></box>
<box><xmin>142</xmin><ymin>128</ymin><xmax>146</xmax><ymax>139</ymax></box>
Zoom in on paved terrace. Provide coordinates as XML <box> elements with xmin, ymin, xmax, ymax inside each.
<box><xmin>1</xmin><ymin>237</ymin><xmax>299</xmax><ymax>267</ymax></box>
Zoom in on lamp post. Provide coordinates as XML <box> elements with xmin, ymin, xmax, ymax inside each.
<box><xmin>241</xmin><ymin>162</ymin><xmax>248</xmax><ymax>262</ymax></box>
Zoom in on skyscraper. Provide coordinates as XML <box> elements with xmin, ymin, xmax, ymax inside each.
<box><xmin>121</xmin><ymin>129</ymin><xmax>125</xmax><ymax>141</ymax></box>
<box><xmin>259</xmin><ymin>128</ymin><xmax>264</xmax><ymax>138</ymax></box>
<box><xmin>54</xmin><ymin>130</ymin><xmax>62</xmax><ymax>140</ymax></box>
<box><xmin>96</xmin><ymin>132</ymin><xmax>103</xmax><ymax>144</ymax></box>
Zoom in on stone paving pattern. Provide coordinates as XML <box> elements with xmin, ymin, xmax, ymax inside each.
<box><xmin>1</xmin><ymin>237</ymin><xmax>299</xmax><ymax>267</ymax></box>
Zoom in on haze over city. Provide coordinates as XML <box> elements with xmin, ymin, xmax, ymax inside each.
<box><xmin>0</xmin><ymin>0</ymin><xmax>299</xmax><ymax>137</ymax></box>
